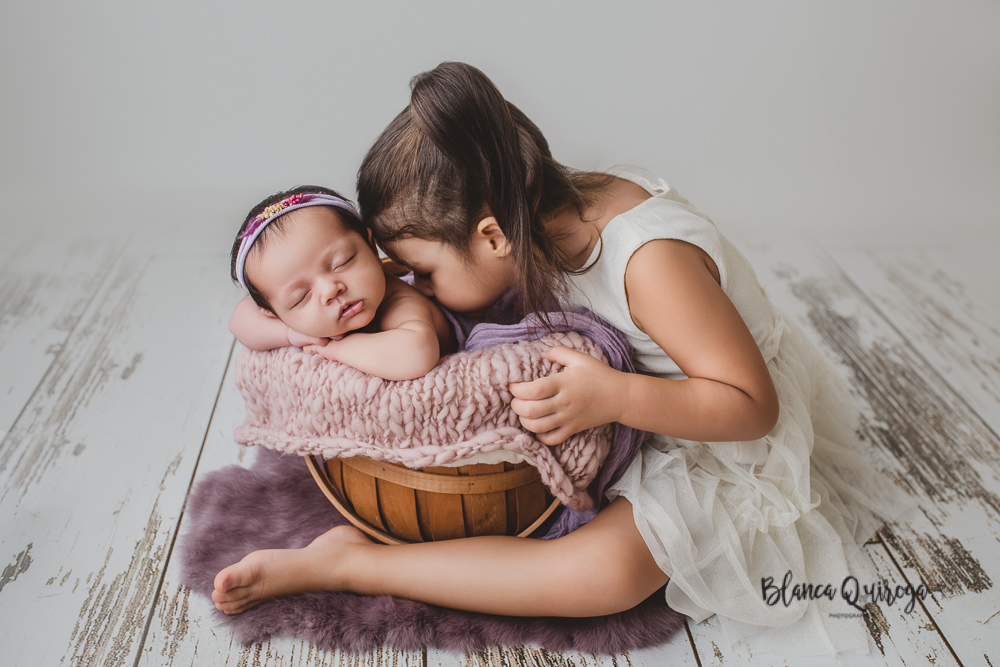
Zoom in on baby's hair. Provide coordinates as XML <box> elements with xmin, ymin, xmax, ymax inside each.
<box><xmin>357</xmin><ymin>61</ymin><xmax>612</xmax><ymax>320</ymax></box>
<box><xmin>230</xmin><ymin>185</ymin><xmax>366</xmax><ymax>313</ymax></box>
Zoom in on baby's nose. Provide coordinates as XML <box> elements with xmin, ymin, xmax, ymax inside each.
<box><xmin>321</xmin><ymin>277</ymin><xmax>345</xmax><ymax>303</ymax></box>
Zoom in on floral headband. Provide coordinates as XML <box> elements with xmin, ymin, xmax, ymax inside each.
<box><xmin>235</xmin><ymin>192</ymin><xmax>361</xmax><ymax>290</ymax></box>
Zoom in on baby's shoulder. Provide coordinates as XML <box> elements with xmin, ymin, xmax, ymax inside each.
<box><xmin>380</xmin><ymin>273</ymin><xmax>430</xmax><ymax>311</ymax></box>
<box><xmin>378</xmin><ymin>273</ymin><xmax>456</xmax><ymax>352</ymax></box>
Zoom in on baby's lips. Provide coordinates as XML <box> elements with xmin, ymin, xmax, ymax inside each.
<box><xmin>338</xmin><ymin>299</ymin><xmax>364</xmax><ymax>319</ymax></box>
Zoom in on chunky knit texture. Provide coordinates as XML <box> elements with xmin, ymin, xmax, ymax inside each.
<box><xmin>234</xmin><ymin>332</ymin><xmax>614</xmax><ymax>510</ymax></box>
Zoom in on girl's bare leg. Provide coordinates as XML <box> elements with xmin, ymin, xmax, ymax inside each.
<box><xmin>213</xmin><ymin>497</ymin><xmax>668</xmax><ymax>617</ymax></box>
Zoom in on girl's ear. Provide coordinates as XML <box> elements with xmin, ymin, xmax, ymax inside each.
<box><xmin>475</xmin><ymin>217</ymin><xmax>513</xmax><ymax>257</ymax></box>
<box><xmin>366</xmin><ymin>229</ymin><xmax>379</xmax><ymax>254</ymax></box>
<box><xmin>259</xmin><ymin>306</ymin><xmax>279</xmax><ymax>319</ymax></box>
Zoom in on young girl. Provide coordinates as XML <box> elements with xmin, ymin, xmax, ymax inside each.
<box><xmin>214</xmin><ymin>63</ymin><xmax>901</xmax><ymax>656</ymax></box>
<box><xmin>228</xmin><ymin>186</ymin><xmax>454</xmax><ymax>381</ymax></box>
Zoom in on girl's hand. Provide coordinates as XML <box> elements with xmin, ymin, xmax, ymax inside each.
<box><xmin>287</xmin><ymin>328</ymin><xmax>329</xmax><ymax>348</ymax></box>
<box><xmin>508</xmin><ymin>345</ymin><xmax>627</xmax><ymax>446</ymax></box>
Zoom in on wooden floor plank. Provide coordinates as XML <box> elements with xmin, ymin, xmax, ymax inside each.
<box><xmin>829</xmin><ymin>245</ymin><xmax>1000</xmax><ymax>439</ymax></box>
<box><xmin>731</xmin><ymin>240</ymin><xmax>1000</xmax><ymax>665</ymax></box>
<box><xmin>0</xmin><ymin>250</ymin><xmax>237</xmax><ymax>666</ymax></box>
<box><xmin>685</xmin><ymin>540</ymin><xmax>961</xmax><ymax>667</ymax></box>
<box><xmin>138</xmin><ymin>344</ymin><xmax>427</xmax><ymax>666</ymax></box>
<box><xmin>427</xmin><ymin>627</ymin><xmax>700</xmax><ymax>667</ymax></box>
<box><xmin>0</xmin><ymin>237</ymin><xmax>120</xmax><ymax>440</ymax></box>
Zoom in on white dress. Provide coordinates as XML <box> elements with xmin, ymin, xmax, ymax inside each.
<box><xmin>562</xmin><ymin>168</ymin><xmax>906</xmax><ymax>656</ymax></box>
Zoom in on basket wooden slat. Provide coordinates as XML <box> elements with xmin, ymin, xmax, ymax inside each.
<box><xmin>505</xmin><ymin>473</ymin><xmax>519</xmax><ymax>534</ymax></box>
<box><xmin>461</xmin><ymin>462</ymin><xmax>506</xmax><ymax>536</ymax></box>
<box><xmin>341</xmin><ymin>461</ymin><xmax>387</xmax><ymax>533</ymax></box>
<box><xmin>328</xmin><ymin>457</ymin><xmax>346</xmax><ymax>497</ymax></box>
<box><xmin>415</xmin><ymin>468</ymin><xmax>466</xmax><ymax>541</ymax></box>
<box><xmin>376</xmin><ymin>477</ymin><xmax>423</xmax><ymax>542</ymax></box>
<box><xmin>514</xmin><ymin>475</ymin><xmax>547</xmax><ymax>532</ymax></box>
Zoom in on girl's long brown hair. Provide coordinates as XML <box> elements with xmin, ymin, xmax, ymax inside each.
<box><xmin>357</xmin><ymin>61</ymin><xmax>611</xmax><ymax>319</ymax></box>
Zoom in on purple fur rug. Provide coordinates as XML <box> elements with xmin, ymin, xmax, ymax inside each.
<box><xmin>179</xmin><ymin>446</ymin><xmax>685</xmax><ymax>654</ymax></box>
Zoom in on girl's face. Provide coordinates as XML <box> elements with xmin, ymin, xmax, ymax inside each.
<box><xmin>246</xmin><ymin>207</ymin><xmax>386</xmax><ymax>338</ymax></box>
<box><xmin>385</xmin><ymin>231</ymin><xmax>515</xmax><ymax>314</ymax></box>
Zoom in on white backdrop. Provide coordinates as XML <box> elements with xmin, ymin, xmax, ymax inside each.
<box><xmin>2</xmin><ymin>0</ymin><xmax>997</xmax><ymax>250</ymax></box>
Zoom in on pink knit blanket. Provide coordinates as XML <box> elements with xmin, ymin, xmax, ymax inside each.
<box><xmin>234</xmin><ymin>332</ymin><xmax>614</xmax><ymax>510</ymax></box>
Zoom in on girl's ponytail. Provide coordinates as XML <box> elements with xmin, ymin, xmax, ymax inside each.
<box><xmin>358</xmin><ymin>61</ymin><xmax>611</xmax><ymax>321</ymax></box>
<box><xmin>409</xmin><ymin>62</ymin><xmax>563</xmax><ymax>316</ymax></box>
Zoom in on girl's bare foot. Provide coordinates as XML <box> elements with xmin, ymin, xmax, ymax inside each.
<box><xmin>211</xmin><ymin>524</ymin><xmax>372</xmax><ymax>614</ymax></box>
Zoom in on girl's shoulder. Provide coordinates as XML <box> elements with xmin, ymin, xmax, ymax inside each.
<box><xmin>568</xmin><ymin>167</ymin><xmax>729</xmax><ymax>306</ymax></box>
<box><xmin>604</xmin><ymin>165</ymin><xmax>671</xmax><ymax>196</ymax></box>
<box><xmin>602</xmin><ymin>176</ymin><xmax>655</xmax><ymax>220</ymax></box>
<box><xmin>604</xmin><ymin>165</ymin><xmax>702</xmax><ymax>213</ymax></box>
<box><xmin>592</xmin><ymin>168</ymin><xmax>724</xmax><ymax>270</ymax></box>
<box><xmin>564</xmin><ymin>171</ymin><xmax>655</xmax><ymax>270</ymax></box>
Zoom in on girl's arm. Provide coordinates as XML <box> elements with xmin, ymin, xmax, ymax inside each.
<box><xmin>510</xmin><ymin>239</ymin><xmax>779</xmax><ymax>445</ymax></box>
<box><xmin>229</xmin><ymin>296</ymin><xmax>327</xmax><ymax>350</ymax></box>
<box><xmin>304</xmin><ymin>290</ymin><xmax>444</xmax><ymax>381</ymax></box>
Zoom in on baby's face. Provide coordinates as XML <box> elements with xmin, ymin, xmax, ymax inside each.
<box><xmin>246</xmin><ymin>207</ymin><xmax>386</xmax><ymax>339</ymax></box>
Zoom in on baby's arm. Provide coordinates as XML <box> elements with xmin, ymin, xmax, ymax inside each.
<box><xmin>229</xmin><ymin>297</ymin><xmax>327</xmax><ymax>350</ymax></box>
<box><xmin>305</xmin><ymin>282</ymin><xmax>444</xmax><ymax>381</ymax></box>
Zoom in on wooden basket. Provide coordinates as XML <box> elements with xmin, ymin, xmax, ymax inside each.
<box><xmin>305</xmin><ymin>455</ymin><xmax>560</xmax><ymax>544</ymax></box>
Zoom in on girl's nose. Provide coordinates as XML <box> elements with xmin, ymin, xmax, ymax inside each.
<box><xmin>413</xmin><ymin>275</ymin><xmax>434</xmax><ymax>298</ymax></box>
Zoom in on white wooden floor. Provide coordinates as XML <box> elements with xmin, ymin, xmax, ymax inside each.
<box><xmin>2</xmin><ymin>223</ymin><xmax>999</xmax><ymax>666</ymax></box>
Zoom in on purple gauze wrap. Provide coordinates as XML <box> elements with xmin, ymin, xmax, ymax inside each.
<box><xmin>440</xmin><ymin>299</ymin><xmax>646</xmax><ymax>538</ymax></box>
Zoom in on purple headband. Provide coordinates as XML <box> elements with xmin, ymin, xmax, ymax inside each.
<box><xmin>235</xmin><ymin>192</ymin><xmax>361</xmax><ymax>290</ymax></box>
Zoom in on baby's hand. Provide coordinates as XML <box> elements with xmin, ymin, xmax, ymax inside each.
<box><xmin>508</xmin><ymin>345</ymin><xmax>626</xmax><ymax>446</ymax></box>
<box><xmin>303</xmin><ymin>338</ymin><xmax>343</xmax><ymax>362</ymax></box>
<box><xmin>287</xmin><ymin>328</ymin><xmax>329</xmax><ymax>348</ymax></box>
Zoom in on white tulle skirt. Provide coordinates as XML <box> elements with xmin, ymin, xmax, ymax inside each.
<box><xmin>607</xmin><ymin>315</ymin><xmax>910</xmax><ymax>656</ymax></box>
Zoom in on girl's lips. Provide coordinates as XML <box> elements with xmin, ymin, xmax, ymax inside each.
<box><xmin>340</xmin><ymin>300</ymin><xmax>364</xmax><ymax>319</ymax></box>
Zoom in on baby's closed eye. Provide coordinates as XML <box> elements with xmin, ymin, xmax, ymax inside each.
<box><xmin>333</xmin><ymin>254</ymin><xmax>355</xmax><ymax>271</ymax></box>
